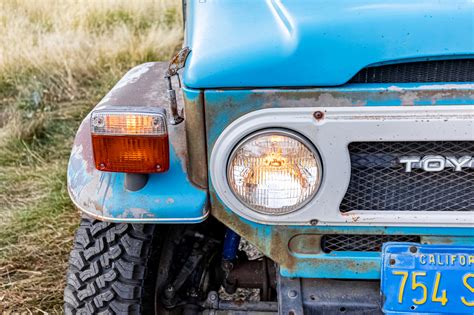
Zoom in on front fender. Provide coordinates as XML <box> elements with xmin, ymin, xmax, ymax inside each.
<box><xmin>67</xmin><ymin>62</ymin><xmax>208</xmax><ymax>223</ymax></box>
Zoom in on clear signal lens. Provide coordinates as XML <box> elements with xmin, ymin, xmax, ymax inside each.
<box><xmin>227</xmin><ymin>130</ymin><xmax>322</xmax><ymax>215</ymax></box>
<box><xmin>91</xmin><ymin>112</ymin><xmax>166</xmax><ymax>135</ymax></box>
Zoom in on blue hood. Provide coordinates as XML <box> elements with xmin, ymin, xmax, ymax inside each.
<box><xmin>183</xmin><ymin>0</ymin><xmax>474</xmax><ymax>88</ymax></box>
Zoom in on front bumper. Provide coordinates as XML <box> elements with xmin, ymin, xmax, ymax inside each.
<box><xmin>278</xmin><ymin>276</ymin><xmax>382</xmax><ymax>314</ymax></box>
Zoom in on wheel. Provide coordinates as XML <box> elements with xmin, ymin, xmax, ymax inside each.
<box><xmin>64</xmin><ymin>216</ymin><xmax>163</xmax><ymax>314</ymax></box>
<box><xmin>64</xmin><ymin>216</ymin><xmax>273</xmax><ymax>314</ymax></box>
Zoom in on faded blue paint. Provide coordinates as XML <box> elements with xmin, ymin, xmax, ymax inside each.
<box><xmin>66</xmin><ymin>62</ymin><xmax>209</xmax><ymax>223</ymax></box>
<box><xmin>282</xmin><ymin>252</ymin><xmax>381</xmax><ymax>279</ymax></box>
<box><xmin>284</xmin><ymin>239</ymin><xmax>474</xmax><ymax>279</ymax></box>
<box><xmin>203</xmin><ymin>83</ymin><xmax>474</xmax><ymax>279</ymax></box>
<box><xmin>99</xmin><ymin>146</ymin><xmax>207</xmax><ymax>222</ymax></box>
<box><xmin>184</xmin><ymin>0</ymin><xmax>474</xmax><ymax>88</ymax></box>
<box><xmin>182</xmin><ymin>85</ymin><xmax>202</xmax><ymax>103</ymax></box>
<box><xmin>201</xmin><ymin>82</ymin><xmax>474</xmax><ymax>150</ymax></box>
<box><xmin>67</xmin><ymin>118</ymin><xmax>208</xmax><ymax>223</ymax></box>
<box><xmin>210</xmin><ymin>189</ymin><xmax>474</xmax><ymax>279</ymax></box>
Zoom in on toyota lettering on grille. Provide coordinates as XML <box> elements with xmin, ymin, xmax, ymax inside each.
<box><xmin>399</xmin><ymin>155</ymin><xmax>473</xmax><ymax>172</ymax></box>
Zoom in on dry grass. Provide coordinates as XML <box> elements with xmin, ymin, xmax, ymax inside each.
<box><xmin>0</xmin><ymin>0</ymin><xmax>182</xmax><ymax>312</ymax></box>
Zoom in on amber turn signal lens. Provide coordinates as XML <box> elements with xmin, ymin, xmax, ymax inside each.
<box><xmin>91</xmin><ymin>111</ymin><xmax>169</xmax><ymax>173</ymax></box>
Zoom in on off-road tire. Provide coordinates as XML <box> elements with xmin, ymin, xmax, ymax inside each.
<box><xmin>64</xmin><ymin>216</ymin><xmax>162</xmax><ymax>314</ymax></box>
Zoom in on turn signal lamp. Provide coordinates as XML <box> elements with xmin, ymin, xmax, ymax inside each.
<box><xmin>227</xmin><ymin>130</ymin><xmax>322</xmax><ymax>215</ymax></box>
<box><xmin>91</xmin><ymin>109</ymin><xmax>169</xmax><ymax>173</ymax></box>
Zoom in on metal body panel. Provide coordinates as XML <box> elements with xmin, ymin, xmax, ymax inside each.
<box><xmin>204</xmin><ymin>83</ymin><xmax>474</xmax><ymax>278</ymax></box>
<box><xmin>210</xmin><ymin>105</ymin><xmax>474</xmax><ymax>226</ymax></box>
<box><xmin>183</xmin><ymin>0</ymin><xmax>474</xmax><ymax>88</ymax></box>
<box><xmin>278</xmin><ymin>276</ymin><xmax>382</xmax><ymax>314</ymax></box>
<box><xmin>67</xmin><ymin>62</ymin><xmax>208</xmax><ymax>223</ymax></box>
<box><xmin>183</xmin><ymin>88</ymin><xmax>208</xmax><ymax>188</ymax></box>
<box><xmin>211</xmin><ymin>200</ymin><xmax>473</xmax><ymax>279</ymax></box>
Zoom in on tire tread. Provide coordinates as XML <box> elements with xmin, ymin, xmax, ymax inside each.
<box><xmin>64</xmin><ymin>217</ymin><xmax>157</xmax><ymax>314</ymax></box>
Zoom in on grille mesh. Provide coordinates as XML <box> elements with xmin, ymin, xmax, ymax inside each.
<box><xmin>349</xmin><ymin>59</ymin><xmax>474</xmax><ymax>83</ymax></box>
<box><xmin>321</xmin><ymin>234</ymin><xmax>420</xmax><ymax>253</ymax></box>
<box><xmin>340</xmin><ymin>141</ymin><xmax>474</xmax><ymax>212</ymax></box>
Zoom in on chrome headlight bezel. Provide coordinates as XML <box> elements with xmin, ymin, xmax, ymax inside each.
<box><xmin>226</xmin><ymin>128</ymin><xmax>323</xmax><ymax>215</ymax></box>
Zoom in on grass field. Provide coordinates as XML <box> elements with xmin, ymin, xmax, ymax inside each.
<box><xmin>0</xmin><ymin>1</ymin><xmax>182</xmax><ymax>312</ymax></box>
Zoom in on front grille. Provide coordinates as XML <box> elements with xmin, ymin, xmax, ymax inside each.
<box><xmin>349</xmin><ymin>59</ymin><xmax>474</xmax><ymax>83</ymax></box>
<box><xmin>340</xmin><ymin>141</ymin><xmax>474</xmax><ymax>212</ymax></box>
<box><xmin>321</xmin><ymin>234</ymin><xmax>420</xmax><ymax>253</ymax></box>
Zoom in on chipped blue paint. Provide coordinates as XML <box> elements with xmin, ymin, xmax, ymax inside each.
<box><xmin>282</xmin><ymin>252</ymin><xmax>381</xmax><ymax>279</ymax></box>
<box><xmin>67</xmin><ymin>62</ymin><xmax>208</xmax><ymax>223</ymax></box>
<box><xmin>67</xmin><ymin>119</ymin><xmax>208</xmax><ymax>224</ymax></box>
<box><xmin>67</xmin><ymin>140</ymin><xmax>94</xmax><ymax>193</ymax></box>
<box><xmin>284</xmin><ymin>239</ymin><xmax>474</xmax><ymax>279</ymax></box>
<box><xmin>182</xmin><ymin>85</ymin><xmax>202</xmax><ymax>103</ymax></box>
<box><xmin>101</xmin><ymin>146</ymin><xmax>207</xmax><ymax>221</ymax></box>
<box><xmin>284</xmin><ymin>237</ymin><xmax>474</xmax><ymax>279</ymax></box>
<box><xmin>203</xmin><ymin>83</ymin><xmax>474</xmax><ymax>279</ymax></box>
<box><xmin>184</xmin><ymin>0</ymin><xmax>474</xmax><ymax>88</ymax></box>
<box><xmin>201</xmin><ymin>83</ymin><xmax>474</xmax><ymax>150</ymax></box>
<box><xmin>210</xmin><ymin>189</ymin><xmax>474</xmax><ymax>279</ymax></box>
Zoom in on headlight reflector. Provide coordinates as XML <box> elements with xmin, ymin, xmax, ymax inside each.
<box><xmin>227</xmin><ymin>130</ymin><xmax>322</xmax><ymax>215</ymax></box>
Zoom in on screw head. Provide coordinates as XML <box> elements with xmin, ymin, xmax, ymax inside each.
<box><xmin>156</xmin><ymin>164</ymin><xmax>161</xmax><ymax>171</ymax></box>
<box><xmin>99</xmin><ymin>163</ymin><xmax>106</xmax><ymax>170</ymax></box>
<box><xmin>313</xmin><ymin>111</ymin><xmax>324</xmax><ymax>120</ymax></box>
<box><xmin>152</xmin><ymin>116</ymin><xmax>161</xmax><ymax>126</ymax></box>
<box><xmin>410</xmin><ymin>246</ymin><xmax>418</xmax><ymax>253</ymax></box>
<box><xmin>390</xmin><ymin>258</ymin><xmax>396</xmax><ymax>265</ymax></box>
<box><xmin>310</xmin><ymin>219</ymin><xmax>318</xmax><ymax>226</ymax></box>
<box><xmin>209</xmin><ymin>292</ymin><xmax>218</xmax><ymax>301</ymax></box>
<box><xmin>92</xmin><ymin>115</ymin><xmax>104</xmax><ymax>127</ymax></box>
<box><xmin>288</xmin><ymin>290</ymin><xmax>298</xmax><ymax>298</ymax></box>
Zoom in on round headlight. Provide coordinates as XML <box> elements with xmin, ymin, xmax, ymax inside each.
<box><xmin>227</xmin><ymin>129</ymin><xmax>322</xmax><ymax>215</ymax></box>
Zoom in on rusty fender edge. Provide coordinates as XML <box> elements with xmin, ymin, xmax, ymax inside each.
<box><xmin>67</xmin><ymin>62</ymin><xmax>208</xmax><ymax>223</ymax></box>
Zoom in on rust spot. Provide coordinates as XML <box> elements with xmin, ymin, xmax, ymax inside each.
<box><xmin>210</xmin><ymin>192</ymin><xmax>299</xmax><ymax>272</ymax></box>
<box><xmin>166</xmin><ymin>47</ymin><xmax>191</xmax><ymax>77</ymax></box>
<box><xmin>93</xmin><ymin>200</ymin><xmax>104</xmax><ymax>212</ymax></box>
<box><xmin>269</xmin><ymin>230</ymin><xmax>298</xmax><ymax>272</ymax></box>
<box><xmin>421</xmin><ymin>236</ymin><xmax>456</xmax><ymax>245</ymax></box>
<box><xmin>73</xmin><ymin>115</ymin><xmax>94</xmax><ymax>174</ymax></box>
<box><xmin>231</xmin><ymin>300</ymin><xmax>245</xmax><ymax>307</ymax></box>
<box><xmin>345</xmin><ymin>260</ymin><xmax>377</xmax><ymax>274</ymax></box>
<box><xmin>183</xmin><ymin>90</ymin><xmax>208</xmax><ymax>189</ymax></box>
<box><xmin>313</xmin><ymin>111</ymin><xmax>324</xmax><ymax>120</ymax></box>
<box><xmin>288</xmin><ymin>234</ymin><xmax>322</xmax><ymax>255</ymax></box>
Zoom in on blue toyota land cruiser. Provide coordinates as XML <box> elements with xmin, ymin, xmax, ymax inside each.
<box><xmin>64</xmin><ymin>1</ymin><xmax>474</xmax><ymax>314</ymax></box>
